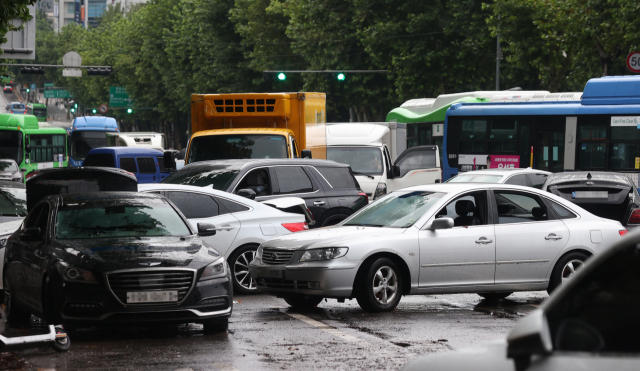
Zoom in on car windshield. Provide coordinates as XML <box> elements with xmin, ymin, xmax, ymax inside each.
<box><xmin>448</xmin><ymin>174</ymin><xmax>503</xmax><ymax>183</ymax></box>
<box><xmin>0</xmin><ymin>188</ymin><xmax>27</xmax><ymax>217</ymax></box>
<box><xmin>0</xmin><ymin>130</ymin><xmax>22</xmax><ymax>164</ymax></box>
<box><xmin>0</xmin><ymin>161</ymin><xmax>17</xmax><ymax>172</ymax></box>
<box><xmin>56</xmin><ymin>200</ymin><xmax>191</xmax><ymax>239</ymax></box>
<box><xmin>162</xmin><ymin>166</ymin><xmax>239</xmax><ymax>189</ymax></box>
<box><xmin>10</xmin><ymin>104</ymin><xmax>24</xmax><ymax>111</ymax></box>
<box><xmin>343</xmin><ymin>191</ymin><xmax>445</xmax><ymax>228</ymax></box>
<box><xmin>70</xmin><ymin>131</ymin><xmax>107</xmax><ymax>161</ymax></box>
<box><xmin>327</xmin><ymin>147</ymin><xmax>384</xmax><ymax>175</ymax></box>
<box><xmin>188</xmin><ymin>134</ymin><xmax>288</xmax><ymax>162</ymax></box>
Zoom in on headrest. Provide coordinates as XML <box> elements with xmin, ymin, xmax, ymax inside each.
<box><xmin>455</xmin><ymin>200</ymin><xmax>476</xmax><ymax>216</ymax></box>
<box><xmin>247</xmin><ymin>171</ymin><xmax>264</xmax><ymax>185</ymax></box>
<box><xmin>498</xmin><ymin>204</ymin><xmax>516</xmax><ymax>214</ymax></box>
<box><xmin>532</xmin><ymin>207</ymin><xmax>546</xmax><ymax>219</ymax></box>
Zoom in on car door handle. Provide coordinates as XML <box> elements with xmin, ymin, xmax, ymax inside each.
<box><xmin>545</xmin><ymin>234</ymin><xmax>563</xmax><ymax>240</ymax></box>
<box><xmin>475</xmin><ymin>237</ymin><xmax>493</xmax><ymax>244</ymax></box>
<box><xmin>313</xmin><ymin>201</ymin><xmax>325</xmax><ymax>206</ymax></box>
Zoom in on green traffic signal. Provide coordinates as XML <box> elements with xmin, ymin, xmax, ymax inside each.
<box><xmin>74</xmin><ymin>103</ymin><xmax>78</xmax><ymax>108</ymax></box>
<box><xmin>337</xmin><ymin>73</ymin><xmax>345</xmax><ymax>81</ymax></box>
<box><xmin>92</xmin><ymin>109</ymin><xmax>97</xmax><ymax>114</ymax></box>
<box><xmin>277</xmin><ymin>73</ymin><xmax>286</xmax><ymax>81</ymax></box>
<box><xmin>70</xmin><ymin>108</ymin><xmax>75</xmax><ymax>113</ymax></box>
<box><xmin>26</xmin><ymin>88</ymin><xmax>30</xmax><ymax>92</ymax></box>
<box><xmin>127</xmin><ymin>108</ymin><xmax>132</xmax><ymax>114</ymax></box>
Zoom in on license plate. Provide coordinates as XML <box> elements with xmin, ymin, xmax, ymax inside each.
<box><xmin>127</xmin><ymin>291</ymin><xmax>178</xmax><ymax>303</ymax></box>
<box><xmin>573</xmin><ymin>191</ymin><xmax>608</xmax><ymax>199</ymax></box>
<box><xmin>258</xmin><ymin>268</ymin><xmax>284</xmax><ymax>278</ymax></box>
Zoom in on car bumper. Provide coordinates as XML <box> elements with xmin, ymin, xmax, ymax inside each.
<box><xmin>56</xmin><ymin>275</ymin><xmax>232</xmax><ymax>325</ymax></box>
<box><xmin>248</xmin><ymin>259</ymin><xmax>357</xmax><ymax>298</ymax></box>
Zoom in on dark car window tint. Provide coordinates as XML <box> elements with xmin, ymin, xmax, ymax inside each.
<box><xmin>25</xmin><ymin>203</ymin><xmax>47</xmax><ymax>229</ymax></box>
<box><xmin>157</xmin><ymin>156</ymin><xmax>170</xmax><ymax>173</ymax></box>
<box><xmin>137</xmin><ymin>157</ymin><xmax>156</xmax><ymax>174</ymax></box>
<box><xmin>235</xmin><ymin>168</ymin><xmax>271</xmax><ymax>196</ymax></box>
<box><xmin>530</xmin><ymin>173</ymin><xmax>549</xmax><ymax>189</ymax></box>
<box><xmin>505</xmin><ymin>174</ymin><xmax>528</xmax><ymax>186</ymax></box>
<box><xmin>83</xmin><ymin>153</ymin><xmax>115</xmax><ymax>167</ymax></box>
<box><xmin>494</xmin><ymin>191</ymin><xmax>549</xmax><ymax>223</ymax></box>
<box><xmin>165</xmin><ymin>191</ymin><xmax>219</xmax><ymax>218</ymax></box>
<box><xmin>315</xmin><ymin>167</ymin><xmax>356</xmax><ymax>189</ymax></box>
<box><xmin>216</xmin><ymin>197</ymin><xmax>250</xmax><ymax>213</ymax></box>
<box><xmin>274</xmin><ymin>166</ymin><xmax>313</xmax><ymax>194</ymax></box>
<box><xmin>119</xmin><ymin>157</ymin><xmax>137</xmax><ymax>173</ymax></box>
<box><xmin>396</xmin><ymin>149</ymin><xmax>436</xmax><ymax>177</ymax></box>
<box><xmin>549</xmin><ymin>201</ymin><xmax>577</xmax><ymax>219</ymax></box>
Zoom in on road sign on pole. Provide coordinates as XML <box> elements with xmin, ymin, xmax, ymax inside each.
<box><xmin>99</xmin><ymin>104</ymin><xmax>108</xmax><ymax>114</ymax></box>
<box><xmin>109</xmin><ymin>86</ymin><xmax>133</xmax><ymax>107</ymax></box>
<box><xmin>627</xmin><ymin>52</ymin><xmax>640</xmax><ymax>73</ymax></box>
<box><xmin>44</xmin><ymin>89</ymin><xmax>74</xmax><ymax>99</ymax></box>
<box><xmin>63</xmin><ymin>51</ymin><xmax>82</xmax><ymax>77</ymax></box>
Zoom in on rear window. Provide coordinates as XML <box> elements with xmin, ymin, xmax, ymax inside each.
<box><xmin>84</xmin><ymin>153</ymin><xmax>115</xmax><ymax>167</ymax></box>
<box><xmin>11</xmin><ymin>104</ymin><xmax>24</xmax><ymax>110</ymax></box>
<box><xmin>315</xmin><ymin>167</ymin><xmax>357</xmax><ymax>189</ymax></box>
<box><xmin>120</xmin><ymin>157</ymin><xmax>137</xmax><ymax>173</ymax></box>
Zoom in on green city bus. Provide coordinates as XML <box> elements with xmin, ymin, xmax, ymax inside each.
<box><xmin>0</xmin><ymin>114</ymin><xmax>68</xmax><ymax>180</ymax></box>
<box><xmin>26</xmin><ymin>103</ymin><xmax>48</xmax><ymax>122</ymax></box>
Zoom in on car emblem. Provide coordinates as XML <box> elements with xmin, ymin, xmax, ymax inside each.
<box><xmin>139</xmin><ymin>262</ymin><xmax>161</xmax><ymax>267</ymax></box>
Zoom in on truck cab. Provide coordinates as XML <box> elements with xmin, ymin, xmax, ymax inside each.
<box><xmin>326</xmin><ymin>122</ymin><xmax>441</xmax><ymax>201</ymax></box>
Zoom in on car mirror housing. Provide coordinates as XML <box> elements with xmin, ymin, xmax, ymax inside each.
<box><xmin>392</xmin><ymin>165</ymin><xmax>401</xmax><ymax>178</ymax></box>
<box><xmin>237</xmin><ymin>189</ymin><xmax>256</xmax><ymax>200</ymax></box>
<box><xmin>507</xmin><ymin>309</ymin><xmax>553</xmax><ymax>371</ymax></box>
<box><xmin>197</xmin><ymin>223</ymin><xmax>217</xmax><ymax>237</ymax></box>
<box><xmin>20</xmin><ymin>227</ymin><xmax>41</xmax><ymax>240</ymax></box>
<box><xmin>163</xmin><ymin>151</ymin><xmax>177</xmax><ymax>172</ymax></box>
<box><xmin>301</xmin><ymin>149</ymin><xmax>312</xmax><ymax>159</ymax></box>
<box><xmin>427</xmin><ymin>218</ymin><xmax>454</xmax><ymax>230</ymax></box>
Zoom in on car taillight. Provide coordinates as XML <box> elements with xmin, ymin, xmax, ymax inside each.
<box><xmin>24</xmin><ymin>109</ymin><xmax>27</xmax><ymax>114</ymax></box>
<box><xmin>628</xmin><ymin>209</ymin><xmax>640</xmax><ymax>225</ymax></box>
<box><xmin>282</xmin><ymin>222</ymin><xmax>308</xmax><ymax>232</ymax></box>
<box><xmin>358</xmin><ymin>192</ymin><xmax>368</xmax><ymax>204</ymax></box>
<box><xmin>619</xmin><ymin>229</ymin><xmax>629</xmax><ymax>237</ymax></box>
<box><xmin>25</xmin><ymin>171</ymin><xmax>39</xmax><ymax>180</ymax></box>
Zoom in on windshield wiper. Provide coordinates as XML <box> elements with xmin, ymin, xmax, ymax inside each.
<box><xmin>352</xmin><ymin>171</ymin><xmax>374</xmax><ymax>179</ymax></box>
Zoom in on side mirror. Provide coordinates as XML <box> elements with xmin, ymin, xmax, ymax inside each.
<box><xmin>507</xmin><ymin>310</ymin><xmax>553</xmax><ymax>371</ymax></box>
<box><xmin>427</xmin><ymin>217</ymin><xmax>454</xmax><ymax>230</ymax></box>
<box><xmin>301</xmin><ymin>149</ymin><xmax>312</xmax><ymax>159</ymax></box>
<box><xmin>163</xmin><ymin>151</ymin><xmax>177</xmax><ymax>171</ymax></box>
<box><xmin>435</xmin><ymin>179</ymin><xmax>441</xmax><ymax>183</ymax></box>
<box><xmin>237</xmin><ymin>189</ymin><xmax>256</xmax><ymax>200</ymax></box>
<box><xmin>20</xmin><ymin>227</ymin><xmax>41</xmax><ymax>240</ymax></box>
<box><xmin>391</xmin><ymin>165</ymin><xmax>401</xmax><ymax>178</ymax></box>
<box><xmin>197</xmin><ymin>223</ymin><xmax>217</xmax><ymax>237</ymax></box>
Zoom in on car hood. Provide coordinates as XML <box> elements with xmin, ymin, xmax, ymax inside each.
<box><xmin>0</xmin><ymin>171</ymin><xmax>19</xmax><ymax>179</ymax></box>
<box><xmin>260</xmin><ymin>226</ymin><xmax>407</xmax><ymax>250</ymax></box>
<box><xmin>401</xmin><ymin>341</ymin><xmax>513</xmax><ymax>371</ymax></box>
<box><xmin>51</xmin><ymin>235</ymin><xmax>219</xmax><ymax>272</ymax></box>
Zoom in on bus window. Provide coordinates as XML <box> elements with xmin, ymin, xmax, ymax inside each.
<box><xmin>30</xmin><ymin>134</ymin><xmax>66</xmax><ymax>163</ymax></box>
<box><xmin>0</xmin><ymin>131</ymin><xmax>23</xmax><ymax>165</ymax></box>
<box><xmin>70</xmin><ymin>131</ymin><xmax>107</xmax><ymax>161</ymax></box>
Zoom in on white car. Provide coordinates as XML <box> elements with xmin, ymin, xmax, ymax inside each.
<box><xmin>249</xmin><ymin>183</ymin><xmax>627</xmax><ymax>311</ymax></box>
<box><xmin>139</xmin><ymin>184</ymin><xmax>310</xmax><ymax>294</ymax></box>
<box><xmin>0</xmin><ymin>220</ymin><xmax>23</xmax><ymax>291</ymax></box>
<box><xmin>447</xmin><ymin>168</ymin><xmax>551</xmax><ymax>188</ymax></box>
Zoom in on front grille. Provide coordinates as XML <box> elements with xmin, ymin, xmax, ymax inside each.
<box><xmin>257</xmin><ymin>278</ymin><xmax>309</xmax><ymax>289</ymax></box>
<box><xmin>107</xmin><ymin>270</ymin><xmax>195</xmax><ymax>305</ymax></box>
<box><xmin>261</xmin><ymin>249</ymin><xmax>295</xmax><ymax>265</ymax></box>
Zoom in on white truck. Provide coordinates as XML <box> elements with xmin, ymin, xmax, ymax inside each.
<box><xmin>326</xmin><ymin>122</ymin><xmax>441</xmax><ymax>201</ymax></box>
<box><xmin>106</xmin><ymin>132</ymin><xmax>165</xmax><ymax>151</ymax></box>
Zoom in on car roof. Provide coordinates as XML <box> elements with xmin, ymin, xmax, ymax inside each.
<box><xmin>87</xmin><ymin>147</ymin><xmax>163</xmax><ymax>155</ymax></box>
<box><xmin>455</xmin><ymin>168</ymin><xmax>550</xmax><ymax>175</ymax></box>
<box><xmin>139</xmin><ymin>183</ymin><xmax>255</xmax><ymax>205</ymax></box>
<box><xmin>179</xmin><ymin>158</ymin><xmax>348</xmax><ymax>172</ymax></box>
<box><xmin>54</xmin><ymin>191</ymin><xmax>163</xmax><ymax>203</ymax></box>
<box><xmin>546</xmin><ymin>171</ymin><xmax>634</xmax><ymax>185</ymax></box>
<box><xmin>401</xmin><ymin>182</ymin><xmax>549</xmax><ymax>194</ymax></box>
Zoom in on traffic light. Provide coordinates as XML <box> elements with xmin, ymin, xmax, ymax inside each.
<box><xmin>26</xmin><ymin>88</ymin><xmax>30</xmax><ymax>93</ymax></box>
<box><xmin>92</xmin><ymin>108</ymin><xmax>97</xmax><ymax>114</ymax></box>
<box><xmin>277</xmin><ymin>72</ymin><xmax>286</xmax><ymax>81</ymax></box>
<box><xmin>337</xmin><ymin>73</ymin><xmax>346</xmax><ymax>81</ymax></box>
<box><xmin>127</xmin><ymin>108</ymin><xmax>132</xmax><ymax>114</ymax></box>
<box><xmin>20</xmin><ymin>66</ymin><xmax>44</xmax><ymax>74</ymax></box>
<box><xmin>74</xmin><ymin>103</ymin><xmax>78</xmax><ymax>109</ymax></box>
<box><xmin>70</xmin><ymin>108</ymin><xmax>76</xmax><ymax>113</ymax></box>
<box><xmin>87</xmin><ymin>67</ymin><xmax>112</xmax><ymax>76</ymax></box>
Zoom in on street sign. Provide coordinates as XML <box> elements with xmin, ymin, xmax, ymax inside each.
<box><xmin>62</xmin><ymin>69</ymin><xmax>82</xmax><ymax>77</ymax></box>
<box><xmin>30</xmin><ymin>83</ymin><xmax>36</xmax><ymax>90</ymax></box>
<box><xmin>109</xmin><ymin>86</ymin><xmax>133</xmax><ymax>107</ymax></box>
<box><xmin>44</xmin><ymin>89</ymin><xmax>73</xmax><ymax>99</ymax></box>
<box><xmin>99</xmin><ymin>104</ymin><xmax>108</xmax><ymax>113</ymax></box>
<box><xmin>627</xmin><ymin>52</ymin><xmax>640</xmax><ymax>73</ymax></box>
<box><xmin>44</xmin><ymin>83</ymin><xmax>54</xmax><ymax>87</ymax></box>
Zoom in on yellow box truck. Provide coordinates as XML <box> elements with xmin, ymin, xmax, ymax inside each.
<box><xmin>187</xmin><ymin>92</ymin><xmax>327</xmax><ymax>164</ymax></box>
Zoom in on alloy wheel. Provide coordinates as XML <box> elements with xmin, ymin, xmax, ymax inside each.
<box><xmin>372</xmin><ymin>266</ymin><xmax>398</xmax><ymax>305</ymax></box>
<box><xmin>561</xmin><ymin>259</ymin><xmax>584</xmax><ymax>284</ymax></box>
<box><xmin>234</xmin><ymin>249</ymin><xmax>257</xmax><ymax>291</ymax></box>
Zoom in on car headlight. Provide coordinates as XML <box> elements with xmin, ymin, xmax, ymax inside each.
<box><xmin>56</xmin><ymin>262</ymin><xmax>97</xmax><ymax>283</ymax></box>
<box><xmin>373</xmin><ymin>183</ymin><xmax>387</xmax><ymax>200</ymax></box>
<box><xmin>299</xmin><ymin>247</ymin><xmax>348</xmax><ymax>262</ymax></box>
<box><xmin>200</xmin><ymin>258</ymin><xmax>227</xmax><ymax>281</ymax></box>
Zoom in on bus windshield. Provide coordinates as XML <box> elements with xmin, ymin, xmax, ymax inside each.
<box><xmin>33</xmin><ymin>108</ymin><xmax>47</xmax><ymax>118</ymax></box>
<box><xmin>71</xmin><ymin>131</ymin><xmax>107</xmax><ymax>161</ymax></box>
<box><xmin>327</xmin><ymin>147</ymin><xmax>384</xmax><ymax>175</ymax></box>
<box><xmin>188</xmin><ymin>134</ymin><xmax>288</xmax><ymax>163</ymax></box>
<box><xmin>0</xmin><ymin>131</ymin><xmax>23</xmax><ymax>164</ymax></box>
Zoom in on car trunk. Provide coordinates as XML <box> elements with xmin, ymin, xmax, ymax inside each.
<box><xmin>261</xmin><ymin>197</ymin><xmax>316</xmax><ymax>226</ymax></box>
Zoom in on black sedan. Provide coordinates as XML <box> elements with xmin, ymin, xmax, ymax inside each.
<box><xmin>3</xmin><ymin>192</ymin><xmax>232</xmax><ymax>332</ymax></box>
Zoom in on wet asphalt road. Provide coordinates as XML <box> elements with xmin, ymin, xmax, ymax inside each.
<box><xmin>14</xmin><ymin>291</ymin><xmax>546</xmax><ymax>371</ymax></box>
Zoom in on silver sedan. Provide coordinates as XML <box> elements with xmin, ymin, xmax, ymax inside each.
<box><xmin>249</xmin><ymin>183</ymin><xmax>627</xmax><ymax>312</ymax></box>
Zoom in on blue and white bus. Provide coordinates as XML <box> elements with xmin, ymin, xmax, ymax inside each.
<box><xmin>68</xmin><ymin>116</ymin><xmax>119</xmax><ymax>167</ymax></box>
<box><xmin>443</xmin><ymin>76</ymin><xmax>640</xmax><ymax>184</ymax></box>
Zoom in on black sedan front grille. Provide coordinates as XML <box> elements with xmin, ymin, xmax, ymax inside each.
<box><xmin>106</xmin><ymin>270</ymin><xmax>195</xmax><ymax>305</ymax></box>
<box><xmin>261</xmin><ymin>249</ymin><xmax>295</xmax><ymax>265</ymax></box>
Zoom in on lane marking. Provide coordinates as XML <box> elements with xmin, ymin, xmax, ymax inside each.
<box><xmin>212</xmin><ymin>364</ymin><xmax>240</xmax><ymax>371</ymax></box>
<box><xmin>285</xmin><ymin>312</ymin><xmax>362</xmax><ymax>343</ymax></box>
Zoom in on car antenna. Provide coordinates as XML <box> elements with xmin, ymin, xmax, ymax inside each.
<box><xmin>587</xmin><ymin>172</ymin><xmax>592</xmax><ymax>180</ymax></box>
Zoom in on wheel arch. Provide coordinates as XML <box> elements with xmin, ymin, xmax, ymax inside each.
<box><xmin>548</xmin><ymin>248</ymin><xmax>593</xmax><ymax>279</ymax></box>
<box><xmin>352</xmin><ymin>252</ymin><xmax>412</xmax><ymax>297</ymax></box>
<box><xmin>318</xmin><ymin>207</ymin><xmax>353</xmax><ymax>227</ymax></box>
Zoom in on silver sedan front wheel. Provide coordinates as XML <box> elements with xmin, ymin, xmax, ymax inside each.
<box><xmin>356</xmin><ymin>257</ymin><xmax>403</xmax><ymax>312</ymax></box>
<box><xmin>372</xmin><ymin>266</ymin><xmax>398</xmax><ymax>305</ymax></box>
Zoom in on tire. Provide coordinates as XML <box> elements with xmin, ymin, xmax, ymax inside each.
<box><xmin>283</xmin><ymin>295</ymin><xmax>323</xmax><ymax>310</ymax></box>
<box><xmin>355</xmin><ymin>257</ymin><xmax>403</xmax><ymax>312</ymax></box>
<box><xmin>547</xmin><ymin>251</ymin><xmax>589</xmax><ymax>294</ymax></box>
<box><xmin>228</xmin><ymin>245</ymin><xmax>259</xmax><ymax>295</ymax></box>
<box><xmin>478</xmin><ymin>292</ymin><xmax>512</xmax><ymax>300</ymax></box>
<box><xmin>3</xmin><ymin>274</ymin><xmax>31</xmax><ymax>324</ymax></box>
<box><xmin>203</xmin><ymin>319</ymin><xmax>229</xmax><ymax>334</ymax></box>
<box><xmin>51</xmin><ymin>327</ymin><xmax>71</xmax><ymax>352</ymax></box>
<box><xmin>319</xmin><ymin>210</ymin><xmax>351</xmax><ymax>227</ymax></box>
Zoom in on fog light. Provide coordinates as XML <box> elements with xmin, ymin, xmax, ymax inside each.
<box><xmin>198</xmin><ymin>297</ymin><xmax>227</xmax><ymax>305</ymax></box>
<box><xmin>307</xmin><ymin>282</ymin><xmax>322</xmax><ymax>290</ymax></box>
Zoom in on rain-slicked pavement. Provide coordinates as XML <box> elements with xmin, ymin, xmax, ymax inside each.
<box><xmin>14</xmin><ymin>292</ymin><xmax>546</xmax><ymax>370</ymax></box>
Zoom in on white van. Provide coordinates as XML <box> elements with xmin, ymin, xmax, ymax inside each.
<box><xmin>326</xmin><ymin>122</ymin><xmax>441</xmax><ymax>201</ymax></box>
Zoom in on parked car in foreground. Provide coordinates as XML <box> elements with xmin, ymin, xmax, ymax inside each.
<box><xmin>446</xmin><ymin>168</ymin><xmax>551</xmax><ymax>189</ymax></box>
<box><xmin>0</xmin><ymin>180</ymin><xmax>26</xmax><ymax>223</ymax></box>
<box><xmin>249</xmin><ymin>183</ymin><xmax>627</xmax><ymax>312</ymax></box>
<box><xmin>162</xmin><ymin>159</ymin><xmax>368</xmax><ymax>227</ymax></box>
<box><xmin>542</xmin><ymin>172</ymin><xmax>640</xmax><ymax>230</ymax></box>
<box><xmin>140</xmin><ymin>183</ymin><xmax>311</xmax><ymax>294</ymax></box>
<box><xmin>83</xmin><ymin>147</ymin><xmax>170</xmax><ymax>183</ymax></box>
<box><xmin>401</xmin><ymin>227</ymin><xmax>640</xmax><ymax>371</ymax></box>
<box><xmin>3</xmin><ymin>192</ymin><xmax>232</xmax><ymax>332</ymax></box>
<box><xmin>0</xmin><ymin>159</ymin><xmax>22</xmax><ymax>182</ymax></box>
